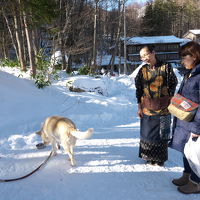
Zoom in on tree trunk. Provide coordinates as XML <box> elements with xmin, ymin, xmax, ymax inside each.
<box><xmin>66</xmin><ymin>54</ymin><xmax>72</xmax><ymax>74</ymax></box>
<box><xmin>90</xmin><ymin>0</ymin><xmax>99</xmax><ymax>74</ymax></box>
<box><xmin>2</xmin><ymin>10</ymin><xmax>19</xmax><ymax>60</ymax></box>
<box><xmin>123</xmin><ymin>0</ymin><xmax>127</xmax><ymax>74</ymax></box>
<box><xmin>14</xmin><ymin>9</ymin><xmax>26</xmax><ymax>71</ymax></box>
<box><xmin>58</xmin><ymin>0</ymin><xmax>67</xmax><ymax>70</ymax></box>
<box><xmin>32</xmin><ymin>29</ymin><xmax>40</xmax><ymax>65</ymax></box>
<box><xmin>110</xmin><ymin>0</ymin><xmax>123</xmax><ymax>73</ymax></box>
<box><xmin>32</xmin><ymin>29</ymin><xmax>39</xmax><ymax>56</ymax></box>
<box><xmin>2</xmin><ymin>33</ymin><xmax>8</xmax><ymax>59</ymax></box>
<box><xmin>23</xmin><ymin>11</ymin><xmax>36</xmax><ymax>77</ymax></box>
<box><xmin>60</xmin><ymin>32</ymin><xmax>67</xmax><ymax>70</ymax></box>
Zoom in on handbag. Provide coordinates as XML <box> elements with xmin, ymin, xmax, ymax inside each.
<box><xmin>184</xmin><ymin>136</ymin><xmax>200</xmax><ymax>178</ymax></box>
<box><xmin>168</xmin><ymin>93</ymin><xmax>199</xmax><ymax>122</ymax></box>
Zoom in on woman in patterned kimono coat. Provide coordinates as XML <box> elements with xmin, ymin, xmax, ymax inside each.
<box><xmin>135</xmin><ymin>45</ymin><xmax>178</xmax><ymax>166</ymax></box>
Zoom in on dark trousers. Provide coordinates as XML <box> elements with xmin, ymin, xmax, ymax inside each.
<box><xmin>183</xmin><ymin>156</ymin><xmax>200</xmax><ymax>184</ymax></box>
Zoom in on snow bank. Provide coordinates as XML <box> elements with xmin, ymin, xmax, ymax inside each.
<box><xmin>0</xmin><ymin>66</ymin><xmax>196</xmax><ymax>200</ymax></box>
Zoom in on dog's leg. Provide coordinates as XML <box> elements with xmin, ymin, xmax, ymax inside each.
<box><xmin>62</xmin><ymin>142</ymin><xmax>76</xmax><ymax>166</ymax></box>
<box><xmin>69</xmin><ymin>145</ymin><xmax>76</xmax><ymax>166</ymax></box>
<box><xmin>51</xmin><ymin>140</ymin><xmax>58</xmax><ymax>156</ymax></box>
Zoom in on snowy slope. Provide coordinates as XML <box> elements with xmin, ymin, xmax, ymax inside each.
<box><xmin>0</xmin><ymin>66</ymin><xmax>198</xmax><ymax>200</ymax></box>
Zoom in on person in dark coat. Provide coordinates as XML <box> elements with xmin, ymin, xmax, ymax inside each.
<box><xmin>170</xmin><ymin>41</ymin><xmax>200</xmax><ymax>194</ymax></box>
<box><xmin>135</xmin><ymin>45</ymin><xmax>178</xmax><ymax>166</ymax></box>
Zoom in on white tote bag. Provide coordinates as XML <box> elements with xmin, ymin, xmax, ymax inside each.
<box><xmin>184</xmin><ymin>136</ymin><xmax>200</xmax><ymax>178</ymax></box>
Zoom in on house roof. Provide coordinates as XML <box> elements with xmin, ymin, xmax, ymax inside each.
<box><xmin>183</xmin><ymin>30</ymin><xmax>200</xmax><ymax>37</ymax></box>
<box><xmin>187</xmin><ymin>30</ymin><xmax>200</xmax><ymax>35</ymax></box>
<box><xmin>96</xmin><ymin>55</ymin><xmax>131</xmax><ymax>66</ymax></box>
<box><xmin>126</xmin><ymin>35</ymin><xmax>187</xmax><ymax>45</ymax></box>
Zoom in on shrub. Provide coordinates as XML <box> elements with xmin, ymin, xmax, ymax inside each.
<box><xmin>35</xmin><ymin>73</ymin><xmax>51</xmax><ymax>89</ymax></box>
<box><xmin>34</xmin><ymin>49</ymin><xmax>59</xmax><ymax>89</ymax></box>
<box><xmin>78</xmin><ymin>65</ymin><xmax>90</xmax><ymax>75</ymax></box>
<box><xmin>0</xmin><ymin>58</ymin><xmax>20</xmax><ymax>68</ymax></box>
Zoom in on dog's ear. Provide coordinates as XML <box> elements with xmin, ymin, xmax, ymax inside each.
<box><xmin>35</xmin><ymin>130</ymin><xmax>42</xmax><ymax>135</ymax></box>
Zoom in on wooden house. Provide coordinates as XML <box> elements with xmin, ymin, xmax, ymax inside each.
<box><xmin>183</xmin><ymin>30</ymin><xmax>200</xmax><ymax>43</ymax></box>
<box><xmin>124</xmin><ymin>35</ymin><xmax>188</xmax><ymax>69</ymax></box>
<box><xmin>96</xmin><ymin>54</ymin><xmax>131</xmax><ymax>75</ymax></box>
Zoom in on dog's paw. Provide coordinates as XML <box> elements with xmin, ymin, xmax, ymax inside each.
<box><xmin>36</xmin><ymin>143</ymin><xmax>46</xmax><ymax>149</ymax></box>
<box><xmin>71</xmin><ymin>160</ymin><xmax>76</xmax><ymax>167</ymax></box>
<box><xmin>51</xmin><ymin>151</ymin><xmax>57</xmax><ymax>156</ymax></box>
<box><xmin>71</xmin><ymin>163</ymin><xmax>76</xmax><ymax>167</ymax></box>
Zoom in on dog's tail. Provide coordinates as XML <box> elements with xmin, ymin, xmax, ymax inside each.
<box><xmin>71</xmin><ymin>128</ymin><xmax>93</xmax><ymax>139</ymax></box>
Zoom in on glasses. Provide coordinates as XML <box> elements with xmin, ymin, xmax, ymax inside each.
<box><xmin>140</xmin><ymin>52</ymin><xmax>151</xmax><ymax>60</ymax></box>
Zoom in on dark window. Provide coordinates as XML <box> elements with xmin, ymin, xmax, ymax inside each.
<box><xmin>129</xmin><ymin>55</ymin><xmax>140</xmax><ymax>62</ymax></box>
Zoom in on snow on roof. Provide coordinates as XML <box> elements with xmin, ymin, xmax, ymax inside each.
<box><xmin>96</xmin><ymin>55</ymin><xmax>131</xmax><ymax>66</ymax></box>
<box><xmin>126</xmin><ymin>35</ymin><xmax>187</xmax><ymax>45</ymax></box>
<box><xmin>188</xmin><ymin>29</ymin><xmax>200</xmax><ymax>35</ymax></box>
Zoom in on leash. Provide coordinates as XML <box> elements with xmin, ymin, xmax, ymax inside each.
<box><xmin>0</xmin><ymin>150</ymin><xmax>53</xmax><ymax>182</ymax></box>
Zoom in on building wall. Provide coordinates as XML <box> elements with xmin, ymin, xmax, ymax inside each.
<box><xmin>183</xmin><ymin>32</ymin><xmax>200</xmax><ymax>43</ymax></box>
<box><xmin>184</xmin><ymin>32</ymin><xmax>197</xmax><ymax>42</ymax></box>
<box><xmin>127</xmin><ymin>43</ymin><xmax>180</xmax><ymax>63</ymax></box>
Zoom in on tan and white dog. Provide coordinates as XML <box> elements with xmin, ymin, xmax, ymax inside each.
<box><xmin>36</xmin><ymin>116</ymin><xmax>93</xmax><ymax>166</ymax></box>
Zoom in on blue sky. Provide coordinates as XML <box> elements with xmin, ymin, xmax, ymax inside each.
<box><xmin>127</xmin><ymin>0</ymin><xmax>147</xmax><ymax>5</ymax></box>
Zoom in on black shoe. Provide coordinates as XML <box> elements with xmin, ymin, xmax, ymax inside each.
<box><xmin>146</xmin><ymin>160</ymin><xmax>164</xmax><ymax>166</ymax></box>
<box><xmin>155</xmin><ymin>162</ymin><xmax>164</xmax><ymax>166</ymax></box>
<box><xmin>146</xmin><ymin>160</ymin><xmax>156</xmax><ymax>165</ymax></box>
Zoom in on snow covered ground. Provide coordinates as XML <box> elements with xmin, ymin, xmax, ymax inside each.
<box><xmin>0</xmin><ymin>66</ymin><xmax>198</xmax><ymax>200</ymax></box>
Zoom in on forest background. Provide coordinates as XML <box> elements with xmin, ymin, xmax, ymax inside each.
<box><xmin>0</xmin><ymin>0</ymin><xmax>199</xmax><ymax>81</ymax></box>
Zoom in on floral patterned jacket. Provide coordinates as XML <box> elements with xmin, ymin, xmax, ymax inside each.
<box><xmin>135</xmin><ymin>61</ymin><xmax>178</xmax><ymax>116</ymax></box>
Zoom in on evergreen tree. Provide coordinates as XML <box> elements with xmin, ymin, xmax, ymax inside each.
<box><xmin>141</xmin><ymin>0</ymin><xmax>200</xmax><ymax>37</ymax></box>
<box><xmin>141</xmin><ymin>0</ymin><xmax>175</xmax><ymax>36</ymax></box>
<box><xmin>140</xmin><ymin>1</ymin><xmax>154</xmax><ymax>35</ymax></box>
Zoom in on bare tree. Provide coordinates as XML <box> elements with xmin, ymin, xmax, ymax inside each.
<box><xmin>23</xmin><ymin>10</ymin><xmax>36</xmax><ymax>76</ymax></box>
<box><xmin>2</xmin><ymin>10</ymin><xmax>19</xmax><ymax>60</ymax></box>
<box><xmin>123</xmin><ymin>0</ymin><xmax>127</xmax><ymax>74</ymax></box>
<box><xmin>109</xmin><ymin>0</ymin><xmax>123</xmax><ymax>73</ymax></box>
<box><xmin>91</xmin><ymin>0</ymin><xmax>99</xmax><ymax>73</ymax></box>
<box><xmin>13</xmin><ymin>4</ymin><xmax>26</xmax><ymax>71</ymax></box>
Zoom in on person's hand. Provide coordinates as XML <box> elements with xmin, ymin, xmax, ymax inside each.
<box><xmin>137</xmin><ymin>108</ymin><xmax>143</xmax><ymax>118</ymax></box>
<box><xmin>137</xmin><ymin>103</ymin><xmax>143</xmax><ymax>118</ymax></box>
